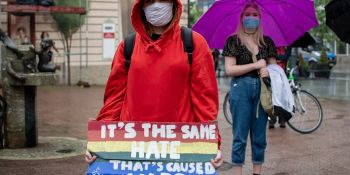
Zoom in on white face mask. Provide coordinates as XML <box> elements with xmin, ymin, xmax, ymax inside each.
<box><xmin>143</xmin><ymin>2</ymin><xmax>173</xmax><ymax>27</ymax></box>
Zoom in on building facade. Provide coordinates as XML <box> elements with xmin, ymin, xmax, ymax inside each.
<box><xmin>0</xmin><ymin>0</ymin><xmax>189</xmax><ymax>85</ymax></box>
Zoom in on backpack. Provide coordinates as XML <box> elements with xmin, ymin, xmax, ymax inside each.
<box><xmin>123</xmin><ymin>26</ymin><xmax>194</xmax><ymax>70</ymax></box>
<box><xmin>260</xmin><ymin>77</ymin><xmax>273</xmax><ymax>117</ymax></box>
<box><xmin>251</xmin><ymin>55</ymin><xmax>273</xmax><ymax>117</ymax></box>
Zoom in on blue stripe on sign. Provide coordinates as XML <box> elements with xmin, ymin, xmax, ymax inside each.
<box><xmin>86</xmin><ymin>161</ymin><xmax>218</xmax><ymax>175</ymax></box>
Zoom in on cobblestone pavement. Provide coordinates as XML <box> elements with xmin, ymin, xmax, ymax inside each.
<box><xmin>0</xmin><ymin>78</ymin><xmax>349</xmax><ymax>175</ymax></box>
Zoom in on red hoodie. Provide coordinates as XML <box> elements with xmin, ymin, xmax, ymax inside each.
<box><xmin>96</xmin><ymin>0</ymin><xmax>219</xmax><ymax>144</ymax></box>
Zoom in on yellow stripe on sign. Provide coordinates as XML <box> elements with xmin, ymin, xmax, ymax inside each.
<box><xmin>87</xmin><ymin>141</ymin><xmax>217</xmax><ymax>154</ymax></box>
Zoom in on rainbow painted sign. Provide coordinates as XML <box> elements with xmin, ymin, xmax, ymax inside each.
<box><xmin>86</xmin><ymin>120</ymin><xmax>219</xmax><ymax>175</ymax></box>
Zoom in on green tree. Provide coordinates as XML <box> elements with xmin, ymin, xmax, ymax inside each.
<box><xmin>51</xmin><ymin>0</ymin><xmax>86</xmax><ymax>85</ymax></box>
<box><xmin>310</xmin><ymin>0</ymin><xmax>338</xmax><ymax>45</ymax></box>
<box><xmin>188</xmin><ymin>1</ymin><xmax>203</xmax><ymax>27</ymax></box>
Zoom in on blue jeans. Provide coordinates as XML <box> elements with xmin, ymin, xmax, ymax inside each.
<box><xmin>229</xmin><ymin>76</ymin><xmax>267</xmax><ymax>165</ymax></box>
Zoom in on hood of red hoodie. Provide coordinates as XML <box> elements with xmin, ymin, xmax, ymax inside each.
<box><xmin>98</xmin><ymin>1</ymin><xmax>219</xmax><ymax>145</ymax></box>
<box><xmin>130</xmin><ymin>0</ymin><xmax>183</xmax><ymax>52</ymax></box>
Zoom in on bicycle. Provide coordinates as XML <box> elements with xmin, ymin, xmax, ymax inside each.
<box><xmin>223</xmin><ymin>66</ymin><xmax>323</xmax><ymax>134</ymax></box>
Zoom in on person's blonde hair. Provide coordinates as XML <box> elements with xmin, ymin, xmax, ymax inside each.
<box><xmin>236</xmin><ymin>2</ymin><xmax>265</xmax><ymax>47</ymax></box>
<box><xmin>140</xmin><ymin>0</ymin><xmax>179</xmax><ymax>36</ymax></box>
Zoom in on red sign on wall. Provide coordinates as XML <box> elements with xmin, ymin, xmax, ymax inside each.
<box><xmin>103</xmin><ymin>32</ymin><xmax>115</xmax><ymax>39</ymax></box>
<box><xmin>1</xmin><ymin>4</ymin><xmax>86</xmax><ymax>14</ymax></box>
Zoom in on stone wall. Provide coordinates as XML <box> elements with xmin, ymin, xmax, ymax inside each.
<box><xmin>67</xmin><ymin>65</ymin><xmax>111</xmax><ymax>85</ymax></box>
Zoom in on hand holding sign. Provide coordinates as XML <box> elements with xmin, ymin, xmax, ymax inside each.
<box><xmin>211</xmin><ymin>150</ymin><xmax>223</xmax><ymax>168</ymax></box>
<box><xmin>85</xmin><ymin>150</ymin><xmax>96</xmax><ymax>164</ymax></box>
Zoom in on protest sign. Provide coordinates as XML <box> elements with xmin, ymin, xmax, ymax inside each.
<box><xmin>86</xmin><ymin>120</ymin><xmax>219</xmax><ymax>175</ymax></box>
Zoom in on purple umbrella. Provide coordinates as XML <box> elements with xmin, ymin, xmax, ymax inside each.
<box><xmin>192</xmin><ymin>0</ymin><xmax>318</xmax><ymax>48</ymax></box>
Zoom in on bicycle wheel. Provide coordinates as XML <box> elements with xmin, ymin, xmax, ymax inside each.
<box><xmin>223</xmin><ymin>92</ymin><xmax>232</xmax><ymax>125</ymax></box>
<box><xmin>287</xmin><ymin>90</ymin><xmax>323</xmax><ymax>134</ymax></box>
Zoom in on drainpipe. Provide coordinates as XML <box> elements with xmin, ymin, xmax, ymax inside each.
<box><xmin>0</xmin><ymin>1</ymin><xmax>2</xmax><ymax>29</ymax></box>
<box><xmin>187</xmin><ymin>0</ymin><xmax>190</xmax><ymax>28</ymax></box>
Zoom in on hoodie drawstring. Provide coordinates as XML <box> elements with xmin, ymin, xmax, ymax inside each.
<box><xmin>145</xmin><ymin>43</ymin><xmax>162</xmax><ymax>53</ymax></box>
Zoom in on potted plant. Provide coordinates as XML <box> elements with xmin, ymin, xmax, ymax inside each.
<box><xmin>314</xmin><ymin>49</ymin><xmax>331</xmax><ymax>78</ymax></box>
<box><xmin>298</xmin><ymin>53</ymin><xmax>310</xmax><ymax>78</ymax></box>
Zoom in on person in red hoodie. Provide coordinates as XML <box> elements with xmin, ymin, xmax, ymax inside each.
<box><xmin>85</xmin><ymin>0</ymin><xmax>222</xmax><ymax>168</ymax></box>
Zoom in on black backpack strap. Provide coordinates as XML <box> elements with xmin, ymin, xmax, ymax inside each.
<box><xmin>124</xmin><ymin>28</ymin><xmax>193</xmax><ymax>69</ymax></box>
<box><xmin>124</xmin><ymin>33</ymin><xmax>136</xmax><ymax>70</ymax></box>
<box><xmin>181</xmin><ymin>26</ymin><xmax>194</xmax><ymax>65</ymax></box>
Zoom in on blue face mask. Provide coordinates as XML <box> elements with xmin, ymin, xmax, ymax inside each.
<box><xmin>243</xmin><ymin>16</ymin><xmax>260</xmax><ymax>30</ymax></box>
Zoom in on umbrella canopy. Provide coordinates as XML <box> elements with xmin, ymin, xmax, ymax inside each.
<box><xmin>326</xmin><ymin>0</ymin><xmax>350</xmax><ymax>44</ymax></box>
<box><xmin>290</xmin><ymin>32</ymin><xmax>316</xmax><ymax>48</ymax></box>
<box><xmin>193</xmin><ymin>0</ymin><xmax>318</xmax><ymax>49</ymax></box>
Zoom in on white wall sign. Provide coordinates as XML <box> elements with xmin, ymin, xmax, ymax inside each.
<box><xmin>103</xmin><ymin>23</ymin><xmax>116</xmax><ymax>59</ymax></box>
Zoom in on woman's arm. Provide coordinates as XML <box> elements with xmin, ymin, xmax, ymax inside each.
<box><xmin>96</xmin><ymin>41</ymin><xmax>128</xmax><ymax>121</ymax></box>
<box><xmin>191</xmin><ymin>35</ymin><xmax>223</xmax><ymax>168</ymax></box>
<box><xmin>266</xmin><ymin>36</ymin><xmax>278</xmax><ymax>65</ymax></box>
<box><xmin>190</xmin><ymin>33</ymin><xmax>218</xmax><ymax>124</ymax></box>
<box><xmin>190</xmin><ymin>33</ymin><xmax>221</xmax><ymax>157</ymax></box>
<box><xmin>225</xmin><ymin>56</ymin><xmax>266</xmax><ymax>77</ymax></box>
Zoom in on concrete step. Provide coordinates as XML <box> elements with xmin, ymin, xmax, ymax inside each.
<box><xmin>330</xmin><ymin>55</ymin><xmax>350</xmax><ymax>80</ymax></box>
<box><xmin>336</xmin><ymin>55</ymin><xmax>350</xmax><ymax>64</ymax></box>
<box><xmin>330</xmin><ymin>70</ymin><xmax>350</xmax><ymax>80</ymax></box>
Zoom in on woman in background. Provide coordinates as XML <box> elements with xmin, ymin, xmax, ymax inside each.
<box><xmin>223</xmin><ymin>2</ymin><xmax>277</xmax><ymax>175</ymax></box>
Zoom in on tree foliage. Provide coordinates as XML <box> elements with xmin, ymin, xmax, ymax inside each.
<box><xmin>310</xmin><ymin>0</ymin><xmax>338</xmax><ymax>45</ymax></box>
<box><xmin>188</xmin><ymin>1</ymin><xmax>204</xmax><ymax>28</ymax></box>
<box><xmin>51</xmin><ymin>0</ymin><xmax>86</xmax><ymax>85</ymax></box>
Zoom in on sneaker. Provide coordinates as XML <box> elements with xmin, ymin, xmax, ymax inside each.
<box><xmin>268</xmin><ymin>123</ymin><xmax>275</xmax><ymax>129</ymax></box>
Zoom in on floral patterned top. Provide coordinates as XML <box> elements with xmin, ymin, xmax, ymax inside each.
<box><xmin>222</xmin><ymin>34</ymin><xmax>277</xmax><ymax>77</ymax></box>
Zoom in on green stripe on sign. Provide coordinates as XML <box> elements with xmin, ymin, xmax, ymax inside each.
<box><xmin>93</xmin><ymin>152</ymin><xmax>216</xmax><ymax>163</ymax></box>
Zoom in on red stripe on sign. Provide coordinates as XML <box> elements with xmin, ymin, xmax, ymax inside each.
<box><xmin>88</xmin><ymin>120</ymin><xmax>218</xmax><ymax>132</ymax></box>
<box><xmin>87</xmin><ymin>130</ymin><xmax>217</xmax><ymax>143</ymax></box>
<box><xmin>87</xmin><ymin>121</ymin><xmax>218</xmax><ymax>143</ymax></box>
<box><xmin>103</xmin><ymin>33</ymin><xmax>115</xmax><ymax>38</ymax></box>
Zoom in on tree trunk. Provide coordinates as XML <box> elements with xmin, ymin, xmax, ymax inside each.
<box><xmin>59</xmin><ymin>33</ymin><xmax>66</xmax><ymax>84</ymax></box>
<box><xmin>65</xmin><ymin>37</ymin><xmax>71</xmax><ymax>86</ymax></box>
